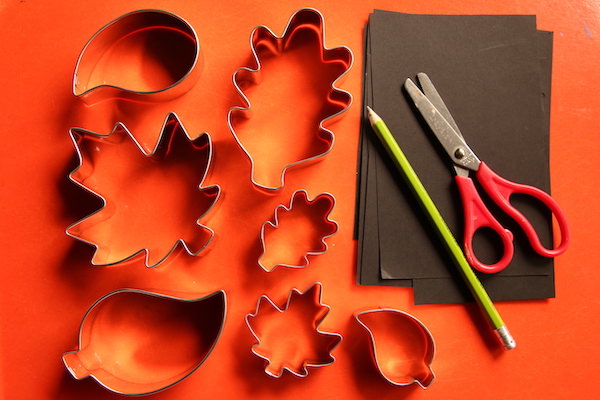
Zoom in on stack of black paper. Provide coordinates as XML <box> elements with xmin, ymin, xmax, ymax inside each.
<box><xmin>355</xmin><ymin>11</ymin><xmax>555</xmax><ymax>304</ymax></box>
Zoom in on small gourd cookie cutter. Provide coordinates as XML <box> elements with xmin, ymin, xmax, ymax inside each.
<box><xmin>66</xmin><ymin>112</ymin><xmax>220</xmax><ymax>268</ymax></box>
<box><xmin>258</xmin><ymin>189</ymin><xmax>338</xmax><ymax>272</ymax></box>
<box><xmin>63</xmin><ymin>289</ymin><xmax>226</xmax><ymax>396</ymax></box>
<box><xmin>227</xmin><ymin>8</ymin><xmax>353</xmax><ymax>191</ymax></box>
<box><xmin>355</xmin><ymin>308</ymin><xmax>436</xmax><ymax>388</ymax></box>
<box><xmin>245</xmin><ymin>282</ymin><xmax>342</xmax><ymax>377</ymax></box>
<box><xmin>73</xmin><ymin>9</ymin><xmax>201</xmax><ymax>104</ymax></box>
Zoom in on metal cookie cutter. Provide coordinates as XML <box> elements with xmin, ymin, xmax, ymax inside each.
<box><xmin>66</xmin><ymin>112</ymin><xmax>221</xmax><ymax>268</ymax></box>
<box><xmin>228</xmin><ymin>8</ymin><xmax>353</xmax><ymax>191</ymax></box>
<box><xmin>74</xmin><ymin>9</ymin><xmax>200</xmax><ymax>104</ymax></box>
<box><xmin>245</xmin><ymin>283</ymin><xmax>342</xmax><ymax>377</ymax></box>
<box><xmin>355</xmin><ymin>309</ymin><xmax>435</xmax><ymax>388</ymax></box>
<box><xmin>63</xmin><ymin>289</ymin><xmax>226</xmax><ymax>396</ymax></box>
<box><xmin>258</xmin><ymin>189</ymin><xmax>338</xmax><ymax>272</ymax></box>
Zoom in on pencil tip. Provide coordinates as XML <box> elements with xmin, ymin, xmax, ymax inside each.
<box><xmin>365</xmin><ymin>106</ymin><xmax>380</xmax><ymax>125</ymax></box>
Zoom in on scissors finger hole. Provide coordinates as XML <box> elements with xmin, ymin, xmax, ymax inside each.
<box><xmin>508</xmin><ymin>193</ymin><xmax>554</xmax><ymax>250</ymax></box>
<box><xmin>471</xmin><ymin>226</ymin><xmax>506</xmax><ymax>266</ymax></box>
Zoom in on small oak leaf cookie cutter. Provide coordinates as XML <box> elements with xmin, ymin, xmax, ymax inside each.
<box><xmin>258</xmin><ymin>189</ymin><xmax>338</xmax><ymax>272</ymax></box>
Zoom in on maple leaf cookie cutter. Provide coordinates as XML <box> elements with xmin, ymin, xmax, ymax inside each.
<box><xmin>73</xmin><ymin>9</ymin><xmax>201</xmax><ymax>105</ymax></box>
<box><xmin>245</xmin><ymin>283</ymin><xmax>342</xmax><ymax>378</ymax></box>
<box><xmin>66</xmin><ymin>112</ymin><xmax>221</xmax><ymax>268</ymax></box>
<box><xmin>258</xmin><ymin>189</ymin><xmax>338</xmax><ymax>272</ymax></box>
<box><xmin>227</xmin><ymin>8</ymin><xmax>354</xmax><ymax>191</ymax></box>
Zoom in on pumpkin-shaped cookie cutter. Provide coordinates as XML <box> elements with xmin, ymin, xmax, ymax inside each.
<box><xmin>355</xmin><ymin>308</ymin><xmax>436</xmax><ymax>388</ymax></box>
<box><xmin>73</xmin><ymin>9</ymin><xmax>201</xmax><ymax>104</ymax></box>
<box><xmin>63</xmin><ymin>289</ymin><xmax>227</xmax><ymax>395</ymax></box>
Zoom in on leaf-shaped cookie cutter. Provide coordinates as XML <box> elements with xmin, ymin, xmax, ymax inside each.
<box><xmin>66</xmin><ymin>112</ymin><xmax>221</xmax><ymax>268</ymax></box>
<box><xmin>63</xmin><ymin>289</ymin><xmax>226</xmax><ymax>396</ymax></box>
<box><xmin>73</xmin><ymin>9</ymin><xmax>201</xmax><ymax>105</ymax></box>
<box><xmin>258</xmin><ymin>189</ymin><xmax>338</xmax><ymax>272</ymax></box>
<box><xmin>355</xmin><ymin>308</ymin><xmax>436</xmax><ymax>389</ymax></box>
<box><xmin>245</xmin><ymin>282</ymin><xmax>342</xmax><ymax>377</ymax></box>
<box><xmin>227</xmin><ymin>8</ymin><xmax>354</xmax><ymax>191</ymax></box>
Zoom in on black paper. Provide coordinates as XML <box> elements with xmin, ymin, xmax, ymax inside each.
<box><xmin>356</xmin><ymin>11</ymin><xmax>556</xmax><ymax>304</ymax></box>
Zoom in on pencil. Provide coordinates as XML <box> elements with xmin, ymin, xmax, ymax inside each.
<box><xmin>366</xmin><ymin>106</ymin><xmax>515</xmax><ymax>350</ymax></box>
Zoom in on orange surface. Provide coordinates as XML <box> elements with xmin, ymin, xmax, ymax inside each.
<box><xmin>1</xmin><ymin>0</ymin><xmax>599</xmax><ymax>399</ymax></box>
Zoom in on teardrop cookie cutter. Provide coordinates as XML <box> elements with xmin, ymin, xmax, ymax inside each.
<box><xmin>245</xmin><ymin>282</ymin><xmax>342</xmax><ymax>377</ymax></box>
<box><xmin>73</xmin><ymin>9</ymin><xmax>201</xmax><ymax>105</ymax></box>
<box><xmin>66</xmin><ymin>112</ymin><xmax>221</xmax><ymax>268</ymax></box>
<box><xmin>227</xmin><ymin>7</ymin><xmax>354</xmax><ymax>191</ymax></box>
<box><xmin>63</xmin><ymin>289</ymin><xmax>227</xmax><ymax>396</ymax></box>
<box><xmin>258</xmin><ymin>189</ymin><xmax>338</xmax><ymax>272</ymax></box>
<box><xmin>355</xmin><ymin>308</ymin><xmax>436</xmax><ymax>389</ymax></box>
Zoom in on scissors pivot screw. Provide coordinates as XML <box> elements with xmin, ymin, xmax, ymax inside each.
<box><xmin>454</xmin><ymin>147</ymin><xmax>466</xmax><ymax>160</ymax></box>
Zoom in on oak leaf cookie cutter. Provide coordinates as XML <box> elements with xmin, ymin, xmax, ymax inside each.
<box><xmin>66</xmin><ymin>112</ymin><xmax>221</xmax><ymax>268</ymax></box>
<box><xmin>63</xmin><ymin>289</ymin><xmax>226</xmax><ymax>396</ymax></box>
<box><xmin>73</xmin><ymin>9</ymin><xmax>201</xmax><ymax>105</ymax></box>
<box><xmin>245</xmin><ymin>282</ymin><xmax>342</xmax><ymax>377</ymax></box>
<box><xmin>227</xmin><ymin>7</ymin><xmax>354</xmax><ymax>191</ymax></box>
<box><xmin>258</xmin><ymin>189</ymin><xmax>338</xmax><ymax>272</ymax></box>
<box><xmin>355</xmin><ymin>308</ymin><xmax>436</xmax><ymax>389</ymax></box>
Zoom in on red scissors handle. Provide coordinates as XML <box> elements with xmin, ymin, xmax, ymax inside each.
<box><xmin>455</xmin><ymin>175</ymin><xmax>514</xmax><ymax>273</ymax></box>
<box><xmin>476</xmin><ymin>161</ymin><xmax>570</xmax><ymax>257</ymax></box>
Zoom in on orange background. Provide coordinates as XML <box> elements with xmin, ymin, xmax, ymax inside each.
<box><xmin>1</xmin><ymin>0</ymin><xmax>599</xmax><ymax>399</ymax></box>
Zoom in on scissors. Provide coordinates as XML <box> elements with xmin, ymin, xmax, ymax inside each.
<box><xmin>404</xmin><ymin>73</ymin><xmax>570</xmax><ymax>273</ymax></box>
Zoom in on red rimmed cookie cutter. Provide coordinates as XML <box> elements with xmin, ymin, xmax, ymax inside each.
<box><xmin>66</xmin><ymin>112</ymin><xmax>220</xmax><ymax>268</ymax></box>
<box><xmin>258</xmin><ymin>189</ymin><xmax>338</xmax><ymax>272</ymax></box>
<box><xmin>63</xmin><ymin>289</ymin><xmax>226</xmax><ymax>396</ymax></box>
<box><xmin>355</xmin><ymin>309</ymin><xmax>436</xmax><ymax>389</ymax></box>
<box><xmin>228</xmin><ymin>8</ymin><xmax>353</xmax><ymax>191</ymax></box>
<box><xmin>73</xmin><ymin>9</ymin><xmax>201</xmax><ymax>105</ymax></box>
<box><xmin>245</xmin><ymin>283</ymin><xmax>342</xmax><ymax>377</ymax></box>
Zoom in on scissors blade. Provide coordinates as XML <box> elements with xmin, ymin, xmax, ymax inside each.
<box><xmin>416</xmin><ymin>73</ymin><xmax>464</xmax><ymax>139</ymax></box>
<box><xmin>404</xmin><ymin>77</ymin><xmax>480</xmax><ymax>173</ymax></box>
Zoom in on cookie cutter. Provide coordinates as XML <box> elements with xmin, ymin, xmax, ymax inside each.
<box><xmin>258</xmin><ymin>189</ymin><xmax>338</xmax><ymax>272</ymax></box>
<box><xmin>245</xmin><ymin>282</ymin><xmax>342</xmax><ymax>377</ymax></box>
<box><xmin>73</xmin><ymin>9</ymin><xmax>201</xmax><ymax>104</ymax></box>
<box><xmin>227</xmin><ymin>7</ymin><xmax>354</xmax><ymax>191</ymax></box>
<box><xmin>63</xmin><ymin>289</ymin><xmax>226</xmax><ymax>396</ymax></box>
<box><xmin>66</xmin><ymin>112</ymin><xmax>221</xmax><ymax>268</ymax></box>
<box><xmin>355</xmin><ymin>308</ymin><xmax>435</xmax><ymax>389</ymax></box>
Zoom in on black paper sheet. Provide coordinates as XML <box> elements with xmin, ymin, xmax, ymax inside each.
<box><xmin>355</xmin><ymin>11</ymin><xmax>555</xmax><ymax>304</ymax></box>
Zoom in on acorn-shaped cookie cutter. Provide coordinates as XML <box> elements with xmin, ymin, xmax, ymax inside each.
<box><xmin>73</xmin><ymin>9</ymin><xmax>201</xmax><ymax>104</ymax></box>
<box><xmin>258</xmin><ymin>190</ymin><xmax>338</xmax><ymax>272</ymax></box>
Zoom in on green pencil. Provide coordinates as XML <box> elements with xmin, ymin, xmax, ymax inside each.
<box><xmin>366</xmin><ymin>106</ymin><xmax>515</xmax><ymax>350</ymax></box>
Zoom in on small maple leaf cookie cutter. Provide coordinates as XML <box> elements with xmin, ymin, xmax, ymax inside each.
<box><xmin>227</xmin><ymin>8</ymin><xmax>354</xmax><ymax>191</ymax></box>
<box><xmin>73</xmin><ymin>9</ymin><xmax>201</xmax><ymax>105</ymax></box>
<box><xmin>63</xmin><ymin>289</ymin><xmax>226</xmax><ymax>395</ymax></box>
<box><xmin>355</xmin><ymin>308</ymin><xmax>436</xmax><ymax>389</ymax></box>
<box><xmin>258</xmin><ymin>189</ymin><xmax>338</xmax><ymax>272</ymax></box>
<box><xmin>245</xmin><ymin>282</ymin><xmax>342</xmax><ymax>377</ymax></box>
<box><xmin>66</xmin><ymin>112</ymin><xmax>221</xmax><ymax>268</ymax></box>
